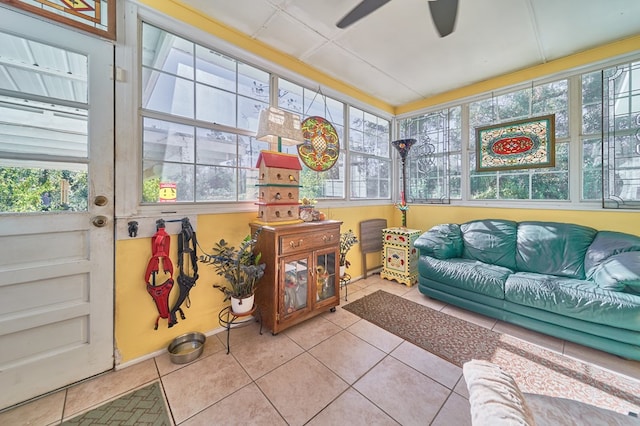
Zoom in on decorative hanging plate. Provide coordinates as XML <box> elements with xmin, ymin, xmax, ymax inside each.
<box><xmin>297</xmin><ymin>116</ymin><xmax>340</xmax><ymax>171</ymax></box>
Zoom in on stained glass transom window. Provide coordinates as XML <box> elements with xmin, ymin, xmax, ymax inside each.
<box><xmin>0</xmin><ymin>0</ymin><xmax>114</xmax><ymax>39</ymax></box>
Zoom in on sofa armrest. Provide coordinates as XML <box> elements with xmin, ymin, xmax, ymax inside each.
<box><xmin>414</xmin><ymin>223</ymin><xmax>463</xmax><ymax>259</ymax></box>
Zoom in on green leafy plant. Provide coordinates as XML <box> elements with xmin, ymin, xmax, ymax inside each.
<box><xmin>339</xmin><ymin>229</ymin><xmax>359</xmax><ymax>267</ymax></box>
<box><xmin>201</xmin><ymin>229</ymin><xmax>266</xmax><ymax>300</ymax></box>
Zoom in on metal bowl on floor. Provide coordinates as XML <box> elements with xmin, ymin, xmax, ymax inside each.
<box><xmin>168</xmin><ymin>332</ymin><xmax>206</xmax><ymax>364</ymax></box>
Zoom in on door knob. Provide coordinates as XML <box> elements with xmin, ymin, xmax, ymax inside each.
<box><xmin>94</xmin><ymin>195</ymin><xmax>108</xmax><ymax>206</ymax></box>
<box><xmin>92</xmin><ymin>216</ymin><xmax>108</xmax><ymax>227</ymax></box>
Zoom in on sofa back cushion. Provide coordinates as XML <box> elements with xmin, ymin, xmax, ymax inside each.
<box><xmin>460</xmin><ymin>219</ymin><xmax>517</xmax><ymax>270</ymax></box>
<box><xmin>516</xmin><ymin>222</ymin><xmax>597</xmax><ymax>279</ymax></box>
<box><xmin>584</xmin><ymin>230</ymin><xmax>640</xmax><ymax>279</ymax></box>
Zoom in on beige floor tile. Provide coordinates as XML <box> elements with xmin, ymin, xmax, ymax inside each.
<box><xmin>431</xmin><ymin>392</ymin><xmax>472</xmax><ymax>426</ymax></box>
<box><xmin>63</xmin><ymin>359</ymin><xmax>158</xmax><ymax>418</ymax></box>
<box><xmin>309</xmin><ymin>330</ymin><xmax>386</xmax><ymax>384</ymax></box>
<box><xmin>155</xmin><ymin>335</ymin><xmax>226</xmax><ymax>376</ymax></box>
<box><xmin>320</xmin><ymin>305</ymin><xmax>360</xmax><ymax>329</ymax></box>
<box><xmin>366</xmin><ymin>279</ymin><xmax>413</xmax><ymax>296</ymax></box>
<box><xmin>402</xmin><ymin>289</ymin><xmax>447</xmax><ymax>310</ymax></box>
<box><xmin>0</xmin><ymin>390</ymin><xmax>65</xmax><ymax>426</ymax></box>
<box><xmin>307</xmin><ymin>388</ymin><xmax>399</xmax><ymax>426</ymax></box>
<box><xmin>283</xmin><ymin>315</ymin><xmax>342</xmax><ymax>350</ymax></box>
<box><xmin>492</xmin><ymin>320</ymin><xmax>565</xmax><ymax>354</ymax></box>
<box><xmin>454</xmin><ymin>376</ymin><xmax>469</xmax><ymax>399</ymax></box>
<box><xmin>347</xmin><ymin>319</ymin><xmax>403</xmax><ymax>353</ymax></box>
<box><xmin>441</xmin><ymin>304</ymin><xmax>497</xmax><ymax>329</ymax></box>
<box><xmin>343</xmin><ymin>278</ymin><xmax>367</xmax><ymax>294</ymax></box>
<box><xmin>181</xmin><ymin>383</ymin><xmax>286</xmax><ymax>426</ymax></box>
<box><xmin>354</xmin><ymin>356</ymin><xmax>451</xmax><ymax>425</ymax></box>
<box><xmin>162</xmin><ymin>350</ymin><xmax>251</xmax><ymax>423</ymax></box>
<box><xmin>342</xmin><ymin>286</ymin><xmax>376</xmax><ymax>302</ymax></box>
<box><xmin>391</xmin><ymin>341</ymin><xmax>462</xmax><ymax>389</ymax></box>
<box><xmin>256</xmin><ymin>353</ymin><xmax>348</xmax><ymax>426</ymax></box>
<box><xmin>215</xmin><ymin>318</ymin><xmax>264</xmax><ymax>350</ymax></box>
<box><xmin>563</xmin><ymin>341</ymin><xmax>640</xmax><ymax>380</ymax></box>
<box><xmin>230</xmin><ymin>330</ymin><xmax>303</xmax><ymax>379</ymax></box>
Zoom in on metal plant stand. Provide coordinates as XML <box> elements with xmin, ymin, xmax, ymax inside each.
<box><xmin>218</xmin><ymin>305</ymin><xmax>262</xmax><ymax>354</ymax></box>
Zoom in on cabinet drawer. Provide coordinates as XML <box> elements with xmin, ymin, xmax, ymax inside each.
<box><xmin>280</xmin><ymin>229</ymin><xmax>338</xmax><ymax>255</ymax></box>
<box><xmin>383</xmin><ymin>228</ymin><xmax>421</xmax><ymax>247</ymax></box>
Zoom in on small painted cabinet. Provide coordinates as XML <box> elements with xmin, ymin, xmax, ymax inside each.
<box><xmin>380</xmin><ymin>227</ymin><xmax>421</xmax><ymax>287</ymax></box>
<box><xmin>250</xmin><ymin>220</ymin><xmax>342</xmax><ymax>334</ymax></box>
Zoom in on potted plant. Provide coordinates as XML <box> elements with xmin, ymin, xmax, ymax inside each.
<box><xmin>339</xmin><ymin>229</ymin><xmax>359</xmax><ymax>277</ymax></box>
<box><xmin>201</xmin><ymin>229</ymin><xmax>266</xmax><ymax>314</ymax></box>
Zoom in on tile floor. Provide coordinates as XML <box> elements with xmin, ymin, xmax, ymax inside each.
<box><xmin>2</xmin><ymin>275</ymin><xmax>639</xmax><ymax>426</ymax></box>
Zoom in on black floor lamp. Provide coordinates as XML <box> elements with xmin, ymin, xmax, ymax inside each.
<box><xmin>391</xmin><ymin>138</ymin><xmax>416</xmax><ymax>227</ymax></box>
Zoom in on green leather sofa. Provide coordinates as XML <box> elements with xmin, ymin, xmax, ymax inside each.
<box><xmin>415</xmin><ymin>219</ymin><xmax>640</xmax><ymax>360</ymax></box>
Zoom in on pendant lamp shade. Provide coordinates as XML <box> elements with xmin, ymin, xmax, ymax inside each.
<box><xmin>256</xmin><ymin>107</ymin><xmax>304</xmax><ymax>151</ymax></box>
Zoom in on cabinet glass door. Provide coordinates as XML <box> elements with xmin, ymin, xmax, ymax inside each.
<box><xmin>283</xmin><ymin>257</ymin><xmax>309</xmax><ymax>315</ymax></box>
<box><xmin>315</xmin><ymin>250</ymin><xmax>337</xmax><ymax>302</ymax></box>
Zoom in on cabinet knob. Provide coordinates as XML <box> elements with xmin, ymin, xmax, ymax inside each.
<box><xmin>289</xmin><ymin>239</ymin><xmax>303</xmax><ymax>248</ymax></box>
<box><xmin>322</xmin><ymin>234</ymin><xmax>334</xmax><ymax>242</ymax></box>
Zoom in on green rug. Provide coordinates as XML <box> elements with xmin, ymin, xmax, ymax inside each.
<box><xmin>61</xmin><ymin>382</ymin><xmax>170</xmax><ymax>426</ymax></box>
<box><xmin>343</xmin><ymin>290</ymin><xmax>640</xmax><ymax>415</ymax></box>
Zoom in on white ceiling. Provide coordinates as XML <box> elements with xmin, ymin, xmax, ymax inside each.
<box><xmin>179</xmin><ymin>0</ymin><xmax>640</xmax><ymax>108</ymax></box>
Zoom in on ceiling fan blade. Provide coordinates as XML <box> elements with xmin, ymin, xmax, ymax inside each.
<box><xmin>428</xmin><ymin>0</ymin><xmax>458</xmax><ymax>37</ymax></box>
<box><xmin>337</xmin><ymin>0</ymin><xmax>392</xmax><ymax>29</ymax></box>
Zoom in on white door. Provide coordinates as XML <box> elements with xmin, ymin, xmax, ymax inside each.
<box><xmin>0</xmin><ymin>6</ymin><xmax>114</xmax><ymax>409</ymax></box>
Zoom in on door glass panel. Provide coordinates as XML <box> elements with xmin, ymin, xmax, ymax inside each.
<box><xmin>0</xmin><ymin>29</ymin><xmax>89</xmax><ymax>214</ymax></box>
<box><xmin>283</xmin><ymin>258</ymin><xmax>308</xmax><ymax>315</ymax></box>
<box><xmin>316</xmin><ymin>252</ymin><xmax>336</xmax><ymax>301</ymax></box>
<box><xmin>0</xmin><ymin>159</ymin><xmax>88</xmax><ymax>212</ymax></box>
<box><xmin>0</xmin><ymin>32</ymin><xmax>88</xmax><ymax>102</ymax></box>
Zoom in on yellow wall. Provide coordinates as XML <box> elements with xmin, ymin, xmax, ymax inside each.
<box><xmin>115</xmin><ymin>212</ymin><xmax>261</xmax><ymax>362</ymax></box>
<box><xmin>114</xmin><ymin>203</ymin><xmax>638</xmax><ymax>362</ymax></box>
<box><xmin>406</xmin><ymin>205</ymin><xmax>640</xmax><ymax>237</ymax></box>
<box><xmin>115</xmin><ymin>207</ymin><xmax>396</xmax><ymax>362</ymax></box>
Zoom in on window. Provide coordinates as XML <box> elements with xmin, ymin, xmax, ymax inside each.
<box><xmin>581</xmin><ymin>71</ymin><xmax>604</xmax><ymax>201</ymax></box>
<box><xmin>602</xmin><ymin>60</ymin><xmax>640</xmax><ymax>208</ymax></box>
<box><xmin>348</xmin><ymin>107</ymin><xmax>391</xmax><ymax>199</ymax></box>
<box><xmin>399</xmin><ymin>107</ymin><xmax>461</xmax><ymax>202</ymax></box>
<box><xmin>468</xmin><ymin>81</ymin><xmax>569</xmax><ymax>201</ymax></box>
<box><xmin>140</xmin><ymin>22</ymin><xmax>269</xmax><ymax>203</ymax></box>
<box><xmin>400</xmin><ymin>79</ymin><xmax>572</xmax><ymax>203</ymax></box>
<box><xmin>277</xmin><ymin>79</ymin><xmax>346</xmax><ymax>199</ymax></box>
<box><xmin>0</xmin><ymin>31</ymin><xmax>89</xmax><ymax>213</ymax></box>
<box><xmin>138</xmin><ymin>23</ymin><xmax>392</xmax><ymax>205</ymax></box>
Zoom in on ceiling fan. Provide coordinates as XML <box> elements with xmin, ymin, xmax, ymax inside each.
<box><xmin>336</xmin><ymin>0</ymin><xmax>459</xmax><ymax>38</ymax></box>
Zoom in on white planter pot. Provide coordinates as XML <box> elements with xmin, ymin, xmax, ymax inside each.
<box><xmin>231</xmin><ymin>294</ymin><xmax>255</xmax><ymax>315</ymax></box>
<box><xmin>340</xmin><ymin>265</ymin><xmax>346</xmax><ymax>277</ymax></box>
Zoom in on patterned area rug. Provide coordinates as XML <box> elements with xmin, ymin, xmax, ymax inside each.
<box><xmin>61</xmin><ymin>382</ymin><xmax>170</xmax><ymax>426</ymax></box>
<box><xmin>343</xmin><ymin>290</ymin><xmax>640</xmax><ymax>415</ymax></box>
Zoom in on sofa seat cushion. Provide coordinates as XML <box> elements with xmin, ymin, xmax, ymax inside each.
<box><xmin>505</xmin><ymin>272</ymin><xmax>640</xmax><ymax>331</ymax></box>
<box><xmin>419</xmin><ymin>257</ymin><xmax>511</xmax><ymax>299</ymax></box>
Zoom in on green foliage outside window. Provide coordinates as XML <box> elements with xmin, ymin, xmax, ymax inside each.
<box><xmin>0</xmin><ymin>167</ymin><xmax>87</xmax><ymax>212</ymax></box>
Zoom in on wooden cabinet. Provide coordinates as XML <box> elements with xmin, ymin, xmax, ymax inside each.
<box><xmin>250</xmin><ymin>220</ymin><xmax>342</xmax><ymax>334</ymax></box>
<box><xmin>380</xmin><ymin>227</ymin><xmax>421</xmax><ymax>287</ymax></box>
